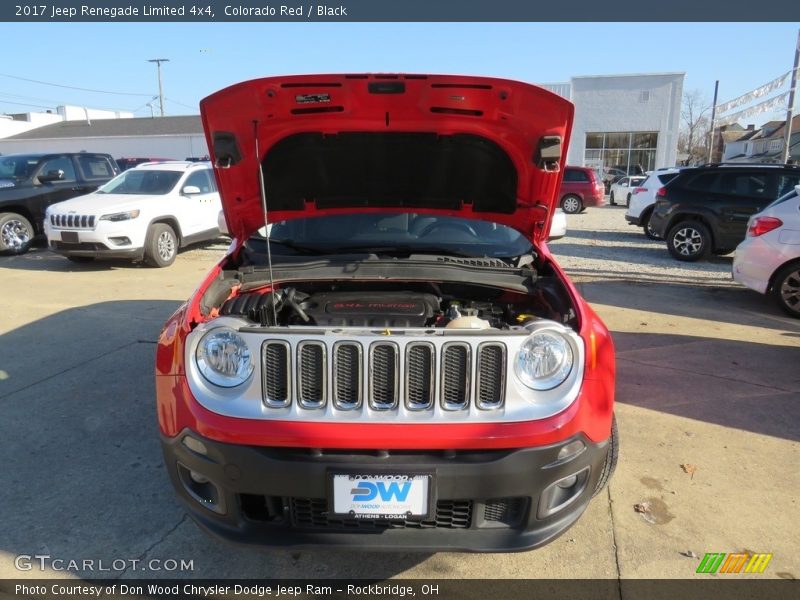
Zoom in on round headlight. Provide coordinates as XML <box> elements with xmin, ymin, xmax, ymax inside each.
<box><xmin>196</xmin><ymin>328</ymin><xmax>254</xmax><ymax>387</ymax></box>
<box><xmin>515</xmin><ymin>329</ymin><xmax>574</xmax><ymax>390</ymax></box>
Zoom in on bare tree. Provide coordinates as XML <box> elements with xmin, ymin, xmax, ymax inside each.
<box><xmin>678</xmin><ymin>90</ymin><xmax>712</xmax><ymax>165</ymax></box>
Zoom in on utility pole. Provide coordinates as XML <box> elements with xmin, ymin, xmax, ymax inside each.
<box><xmin>707</xmin><ymin>80</ymin><xmax>719</xmax><ymax>164</ymax></box>
<box><xmin>782</xmin><ymin>30</ymin><xmax>799</xmax><ymax>164</ymax></box>
<box><xmin>148</xmin><ymin>58</ymin><xmax>169</xmax><ymax>117</ymax></box>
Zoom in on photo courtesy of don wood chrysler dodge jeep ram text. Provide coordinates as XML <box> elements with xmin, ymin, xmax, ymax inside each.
<box><xmin>156</xmin><ymin>74</ymin><xmax>617</xmax><ymax>552</ymax></box>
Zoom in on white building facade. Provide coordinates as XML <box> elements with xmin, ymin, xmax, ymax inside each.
<box><xmin>541</xmin><ymin>73</ymin><xmax>684</xmax><ymax>172</ymax></box>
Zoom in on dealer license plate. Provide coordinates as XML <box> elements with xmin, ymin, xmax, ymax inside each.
<box><xmin>61</xmin><ymin>231</ymin><xmax>79</xmax><ymax>244</ymax></box>
<box><xmin>331</xmin><ymin>474</ymin><xmax>430</xmax><ymax>518</ymax></box>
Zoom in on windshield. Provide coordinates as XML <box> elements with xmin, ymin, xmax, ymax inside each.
<box><xmin>98</xmin><ymin>169</ymin><xmax>182</xmax><ymax>195</ymax></box>
<box><xmin>260</xmin><ymin>213</ymin><xmax>533</xmax><ymax>259</ymax></box>
<box><xmin>0</xmin><ymin>155</ymin><xmax>41</xmax><ymax>181</ymax></box>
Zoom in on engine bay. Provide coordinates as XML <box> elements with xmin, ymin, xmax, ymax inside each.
<box><xmin>217</xmin><ymin>279</ymin><xmax>575</xmax><ymax>330</ymax></box>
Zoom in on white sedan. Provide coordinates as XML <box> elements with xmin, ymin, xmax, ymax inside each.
<box><xmin>733</xmin><ymin>184</ymin><xmax>800</xmax><ymax>318</ymax></box>
<box><xmin>609</xmin><ymin>176</ymin><xmax>646</xmax><ymax>207</ymax></box>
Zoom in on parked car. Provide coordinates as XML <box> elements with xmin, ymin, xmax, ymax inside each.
<box><xmin>549</xmin><ymin>208</ymin><xmax>567</xmax><ymax>240</ymax></box>
<box><xmin>602</xmin><ymin>164</ymin><xmax>644</xmax><ymax>192</ymax></box>
<box><xmin>624</xmin><ymin>168</ymin><xmax>684</xmax><ymax>239</ymax></box>
<box><xmin>649</xmin><ymin>164</ymin><xmax>800</xmax><ymax>261</ymax></box>
<box><xmin>733</xmin><ymin>184</ymin><xmax>800</xmax><ymax>317</ymax></box>
<box><xmin>558</xmin><ymin>166</ymin><xmax>605</xmax><ymax>214</ymax></box>
<box><xmin>156</xmin><ymin>74</ymin><xmax>617</xmax><ymax>552</ymax></box>
<box><xmin>609</xmin><ymin>175</ymin><xmax>646</xmax><ymax>206</ymax></box>
<box><xmin>0</xmin><ymin>152</ymin><xmax>119</xmax><ymax>254</ymax></box>
<box><xmin>45</xmin><ymin>161</ymin><xmax>222</xmax><ymax>267</ymax></box>
<box><xmin>116</xmin><ymin>157</ymin><xmax>174</xmax><ymax>171</ymax></box>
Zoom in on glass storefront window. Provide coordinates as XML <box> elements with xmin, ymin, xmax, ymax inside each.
<box><xmin>584</xmin><ymin>131</ymin><xmax>658</xmax><ymax>173</ymax></box>
<box><xmin>585</xmin><ymin>134</ymin><xmax>605</xmax><ymax>149</ymax></box>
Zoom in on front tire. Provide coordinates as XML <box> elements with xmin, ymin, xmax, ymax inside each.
<box><xmin>561</xmin><ymin>195</ymin><xmax>583</xmax><ymax>214</ymax></box>
<box><xmin>0</xmin><ymin>212</ymin><xmax>34</xmax><ymax>255</ymax></box>
<box><xmin>667</xmin><ymin>220</ymin><xmax>711</xmax><ymax>262</ymax></box>
<box><xmin>773</xmin><ymin>262</ymin><xmax>800</xmax><ymax>318</ymax></box>
<box><xmin>144</xmin><ymin>223</ymin><xmax>178</xmax><ymax>268</ymax></box>
<box><xmin>593</xmin><ymin>415</ymin><xmax>619</xmax><ymax>496</ymax></box>
<box><xmin>609</xmin><ymin>192</ymin><xmax>616</xmax><ymax>206</ymax></box>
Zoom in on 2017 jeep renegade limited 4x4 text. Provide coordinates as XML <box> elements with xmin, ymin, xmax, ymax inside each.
<box><xmin>156</xmin><ymin>74</ymin><xmax>617</xmax><ymax>551</ymax></box>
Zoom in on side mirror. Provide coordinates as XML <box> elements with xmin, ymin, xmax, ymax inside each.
<box><xmin>182</xmin><ymin>185</ymin><xmax>201</xmax><ymax>195</ymax></box>
<box><xmin>39</xmin><ymin>169</ymin><xmax>65</xmax><ymax>183</ymax></box>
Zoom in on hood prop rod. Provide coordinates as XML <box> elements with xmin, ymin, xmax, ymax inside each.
<box><xmin>254</xmin><ymin>119</ymin><xmax>279</xmax><ymax>327</ymax></box>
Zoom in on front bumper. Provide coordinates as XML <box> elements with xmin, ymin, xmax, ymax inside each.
<box><xmin>45</xmin><ymin>222</ymin><xmax>145</xmax><ymax>260</ymax></box>
<box><xmin>161</xmin><ymin>429</ymin><xmax>609</xmax><ymax>552</ymax></box>
<box><xmin>48</xmin><ymin>240</ymin><xmax>144</xmax><ymax>259</ymax></box>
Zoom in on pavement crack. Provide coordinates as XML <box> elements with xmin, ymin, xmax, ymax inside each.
<box><xmin>618</xmin><ymin>356</ymin><xmax>797</xmax><ymax>394</ymax></box>
<box><xmin>0</xmin><ymin>341</ymin><xmax>141</xmax><ymax>401</ymax></box>
<box><xmin>115</xmin><ymin>513</ymin><xmax>189</xmax><ymax>579</ymax></box>
<box><xmin>607</xmin><ymin>486</ymin><xmax>623</xmax><ymax>600</ymax></box>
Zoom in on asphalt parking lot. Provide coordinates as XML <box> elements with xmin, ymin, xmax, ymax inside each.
<box><xmin>1</xmin><ymin>204</ymin><xmax>798</xmax><ymax>582</ymax></box>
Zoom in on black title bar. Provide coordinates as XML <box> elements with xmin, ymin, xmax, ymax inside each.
<box><xmin>2</xmin><ymin>0</ymin><xmax>800</xmax><ymax>22</ymax></box>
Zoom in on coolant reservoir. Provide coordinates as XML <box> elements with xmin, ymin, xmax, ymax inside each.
<box><xmin>445</xmin><ymin>316</ymin><xmax>492</xmax><ymax>330</ymax></box>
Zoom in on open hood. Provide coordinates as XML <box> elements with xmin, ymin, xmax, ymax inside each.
<box><xmin>200</xmin><ymin>74</ymin><xmax>574</xmax><ymax>244</ymax></box>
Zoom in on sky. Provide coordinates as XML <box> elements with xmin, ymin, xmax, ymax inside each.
<box><xmin>1</xmin><ymin>22</ymin><xmax>799</xmax><ymax>125</ymax></box>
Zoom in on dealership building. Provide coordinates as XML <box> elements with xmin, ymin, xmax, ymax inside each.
<box><xmin>0</xmin><ymin>73</ymin><xmax>684</xmax><ymax>171</ymax></box>
<box><xmin>541</xmin><ymin>72</ymin><xmax>684</xmax><ymax>172</ymax></box>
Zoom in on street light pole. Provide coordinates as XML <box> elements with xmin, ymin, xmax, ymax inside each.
<box><xmin>148</xmin><ymin>58</ymin><xmax>169</xmax><ymax>117</ymax></box>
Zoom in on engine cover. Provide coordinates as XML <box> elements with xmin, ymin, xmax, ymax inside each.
<box><xmin>300</xmin><ymin>292</ymin><xmax>439</xmax><ymax>327</ymax></box>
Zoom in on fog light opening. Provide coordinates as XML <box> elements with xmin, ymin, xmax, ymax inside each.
<box><xmin>556</xmin><ymin>474</ymin><xmax>578</xmax><ymax>489</ymax></box>
<box><xmin>177</xmin><ymin>462</ymin><xmax>224</xmax><ymax>514</ymax></box>
<box><xmin>537</xmin><ymin>466</ymin><xmax>591</xmax><ymax>519</ymax></box>
<box><xmin>190</xmin><ymin>470</ymin><xmax>209</xmax><ymax>484</ymax></box>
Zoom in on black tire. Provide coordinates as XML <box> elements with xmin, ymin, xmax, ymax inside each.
<box><xmin>667</xmin><ymin>219</ymin><xmax>712</xmax><ymax>262</ymax></box>
<box><xmin>0</xmin><ymin>212</ymin><xmax>34</xmax><ymax>255</ymax></box>
<box><xmin>561</xmin><ymin>194</ymin><xmax>583</xmax><ymax>214</ymax></box>
<box><xmin>609</xmin><ymin>192</ymin><xmax>616</xmax><ymax>206</ymax></box>
<box><xmin>772</xmin><ymin>262</ymin><xmax>800</xmax><ymax>318</ymax></box>
<box><xmin>641</xmin><ymin>210</ymin><xmax>662</xmax><ymax>240</ymax></box>
<box><xmin>626</xmin><ymin>193</ymin><xmax>632</xmax><ymax>207</ymax></box>
<box><xmin>66</xmin><ymin>256</ymin><xmax>95</xmax><ymax>264</ymax></box>
<box><xmin>143</xmin><ymin>223</ymin><xmax>178</xmax><ymax>268</ymax></box>
<box><xmin>593</xmin><ymin>414</ymin><xmax>619</xmax><ymax>496</ymax></box>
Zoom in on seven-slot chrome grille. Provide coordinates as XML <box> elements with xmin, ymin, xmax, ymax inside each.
<box><xmin>260</xmin><ymin>337</ymin><xmax>506</xmax><ymax>413</ymax></box>
<box><xmin>187</xmin><ymin>317</ymin><xmax>585</xmax><ymax>424</ymax></box>
<box><xmin>50</xmin><ymin>214</ymin><xmax>96</xmax><ymax>229</ymax></box>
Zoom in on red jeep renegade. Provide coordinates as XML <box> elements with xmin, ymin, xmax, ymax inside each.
<box><xmin>156</xmin><ymin>74</ymin><xmax>617</xmax><ymax>552</ymax></box>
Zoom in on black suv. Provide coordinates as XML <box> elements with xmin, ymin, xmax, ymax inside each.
<box><xmin>0</xmin><ymin>153</ymin><xmax>119</xmax><ymax>254</ymax></box>
<box><xmin>649</xmin><ymin>164</ymin><xmax>800</xmax><ymax>261</ymax></box>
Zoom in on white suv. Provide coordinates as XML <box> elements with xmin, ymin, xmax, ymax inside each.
<box><xmin>733</xmin><ymin>184</ymin><xmax>800</xmax><ymax>318</ymax></box>
<box><xmin>45</xmin><ymin>161</ymin><xmax>222</xmax><ymax>267</ymax></box>
<box><xmin>624</xmin><ymin>168</ymin><xmax>684</xmax><ymax>239</ymax></box>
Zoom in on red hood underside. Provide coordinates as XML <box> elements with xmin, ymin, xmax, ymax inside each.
<box><xmin>200</xmin><ymin>74</ymin><xmax>574</xmax><ymax>243</ymax></box>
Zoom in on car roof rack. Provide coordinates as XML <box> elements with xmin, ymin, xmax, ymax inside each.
<box><xmin>701</xmin><ymin>162</ymin><xmax>800</xmax><ymax>169</ymax></box>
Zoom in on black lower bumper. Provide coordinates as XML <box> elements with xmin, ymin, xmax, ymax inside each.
<box><xmin>625</xmin><ymin>215</ymin><xmax>642</xmax><ymax>226</ymax></box>
<box><xmin>161</xmin><ymin>430</ymin><xmax>609</xmax><ymax>552</ymax></box>
<box><xmin>49</xmin><ymin>241</ymin><xmax>143</xmax><ymax>260</ymax></box>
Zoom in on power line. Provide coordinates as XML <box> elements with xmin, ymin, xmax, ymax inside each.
<box><xmin>0</xmin><ymin>72</ymin><xmax>153</xmax><ymax>97</ymax></box>
<box><xmin>0</xmin><ymin>99</ymin><xmax>57</xmax><ymax>110</ymax></box>
<box><xmin>165</xmin><ymin>97</ymin><xmax>198</xmax><ymax>110</ymax></box>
